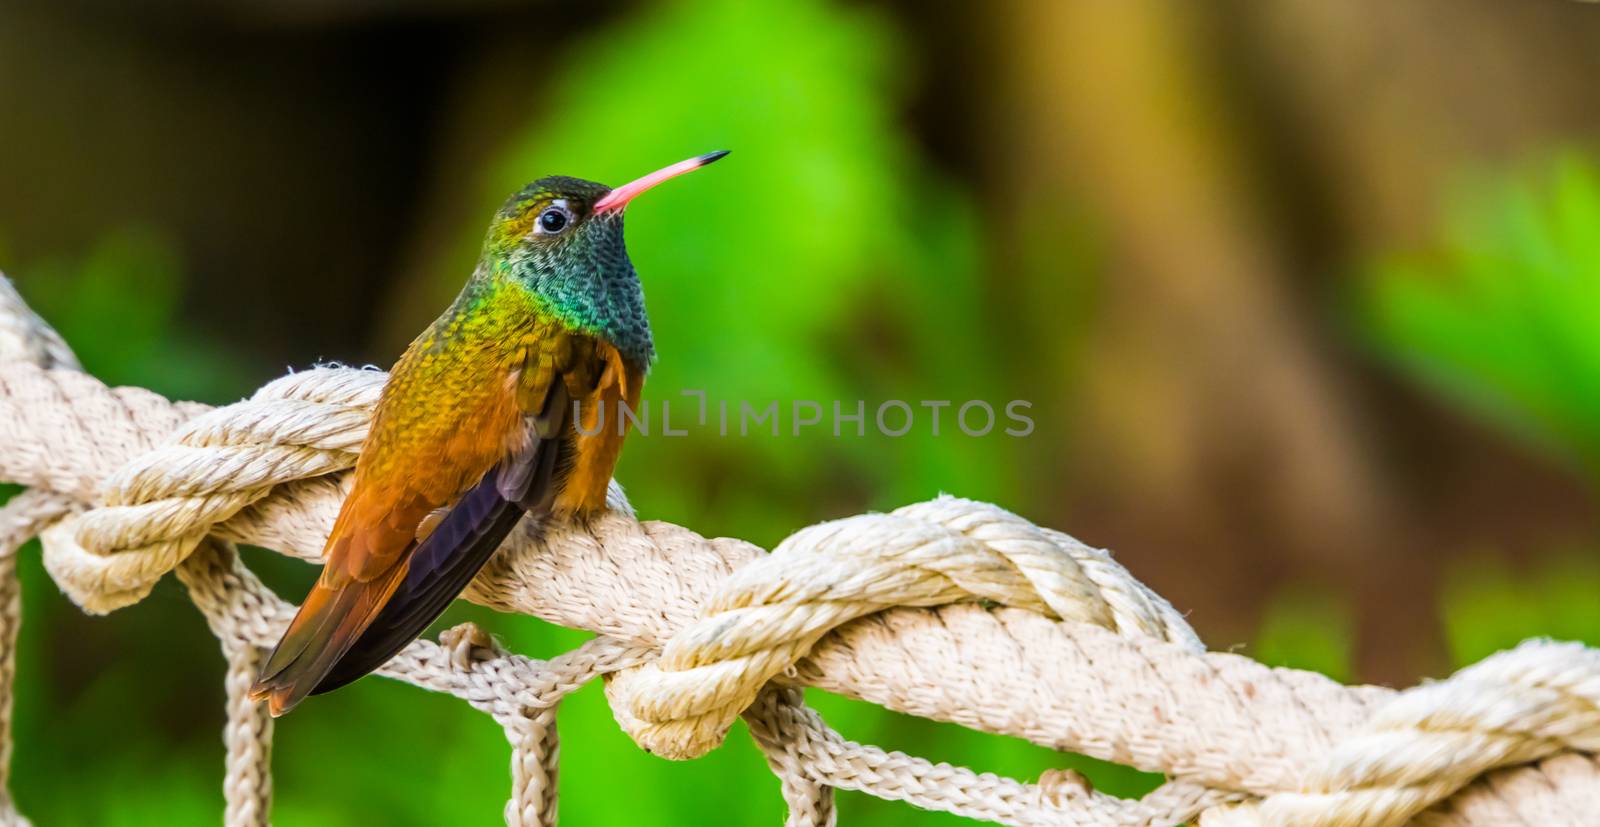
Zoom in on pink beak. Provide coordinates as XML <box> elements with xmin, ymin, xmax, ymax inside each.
<box><xmin>592</xmin><ymin>150</ymin><xmax>730</xmax><ymax>214</ymax></box>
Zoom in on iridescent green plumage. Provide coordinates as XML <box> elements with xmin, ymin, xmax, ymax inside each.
<box><xmin>250</xmin><ymin>152</ymin><xmax>727</xmax><ymax>715</ymax></box>
<box><xmin>489</xmin><ymin>177</ymin><xmax>655</xmax><ymax>364</ymax></box>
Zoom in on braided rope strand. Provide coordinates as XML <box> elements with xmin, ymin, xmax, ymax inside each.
<box><xmin>0</xmin><ymin>491</ymin><xmax>74</xmax><ymax>827</ymax></box>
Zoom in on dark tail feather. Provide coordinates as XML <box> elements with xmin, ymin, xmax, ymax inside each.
<box><xmin>309</xmin><ymin>484</ymin><xmax>529</xmax><ymax>695</ymax></box>
<box><xmin>249</xmin><ymin>567</ymin><xmax>405</xmax><ymax>716</ymax></box>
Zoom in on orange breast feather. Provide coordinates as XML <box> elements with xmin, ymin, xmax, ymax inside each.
<box><xmin>553</xmin><ymin>339</ymin><xmax>644</xmax><ymax>516</ymax></box>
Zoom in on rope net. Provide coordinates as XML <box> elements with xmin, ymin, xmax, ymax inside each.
<box><xmin>0</xmin><ymin>272</ymin><xmax>1597</xmax><ymax>826</ymax></box>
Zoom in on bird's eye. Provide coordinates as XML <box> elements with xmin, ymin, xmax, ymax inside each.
<box><xmin>537</xmin><ymin>208</ymin><xmax>570</xmax><ymax>234</ymax></box>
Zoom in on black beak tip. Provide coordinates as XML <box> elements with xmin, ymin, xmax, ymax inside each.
<box><xmin>698</xmin><ymin>149</ymin><xmax>731</xmax><ymax>166</ymax></box>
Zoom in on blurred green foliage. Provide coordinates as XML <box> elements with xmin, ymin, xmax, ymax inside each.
<box><xmin>475</xmin><ymin>0</ymin><xmax>1026</xmax><ymax>550</ymax></box>
<box><xmin>13</xmin><ymin>228</ymin><xmax>252</xmax><ymax>402</ymax></box>
<box><xmin>1362</xmin><ymin>155</ymin><xmax>1600</xmax><ymax>475</ymax></box>
<box><xmin>1440</xmin><ymin>552</ymin><xmax>1600</xmax><ymax>667</ymax></box>
<box><xmin>1360</xmin><ymin>153</ymin><xmax>1600</xmax><ymax>667</ymax></box>
<box><xmin>1252</xmin><ymin>585</ymin><xmax>1355</xmax><ymax>683</ymax></box>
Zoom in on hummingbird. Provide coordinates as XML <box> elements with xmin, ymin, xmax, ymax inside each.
<box><xmin>250</xmin><ymin>151</ymin><xmax>729</xmax><ymax>716</ymax></box>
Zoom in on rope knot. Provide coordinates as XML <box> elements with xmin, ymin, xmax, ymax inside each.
<box><xmin>605</xmin><ymin>495</ymin><xmax>1200</xmax><ymax>759</ymax></box>
<box><xmin>39</xmin><ymin>368</ymin><xmax>383</xmax><ymax>613</ymax></box>
<box><xmin>439</xmin><ymin>622</ymin><xmax>508</xmax><ymax>671</ymax></box>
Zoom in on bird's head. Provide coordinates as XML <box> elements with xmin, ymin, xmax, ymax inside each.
<box><xmin>480</xmin><ymin>151</ymin><xmax>728</xmax><ymax>364</ymax></box>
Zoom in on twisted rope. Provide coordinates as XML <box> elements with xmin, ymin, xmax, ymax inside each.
<box><xmin>1204</xmin><ymin>640</ymin><xmax>1600</xmax><ymax>826</ymax></box>
<box><xmin>44</xmin><ymin>370</ymin><xmax>377</xmax><ymax>613</ymax></box>
<box><xmin>607</xmin><ymin>499</ymin><xmax>1203</xmax><ymax>760</ymax></box>
<box><xmin>0</xmin><ymin>277</ymin><xmax>81</xmax><ymax>827</ymax></box>
<box><xmin>0</xmin><ymin>272</ymin><xmax>1597</xmax><ymax>826</ymax></box>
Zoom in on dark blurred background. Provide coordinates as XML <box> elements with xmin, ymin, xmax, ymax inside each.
<box><xmin>5</xmin><ymin>0</ymin><xmax>1600</xmax><ymax>823</ymax></box>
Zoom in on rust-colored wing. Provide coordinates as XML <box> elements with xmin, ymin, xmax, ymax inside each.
<box><xmin>249</xmin><ymin>321</ymin><xmax>633</xmax><ymax>716</ymax></box>
<box><xmin>249</xmin><ymin>322</ymin><xmax>533</xmax><ymax>715</ymax></box>
<box><xmin>303</xmin><ymin>379</ymin><xmax>571</xmax><ymax>697</ymax></box>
